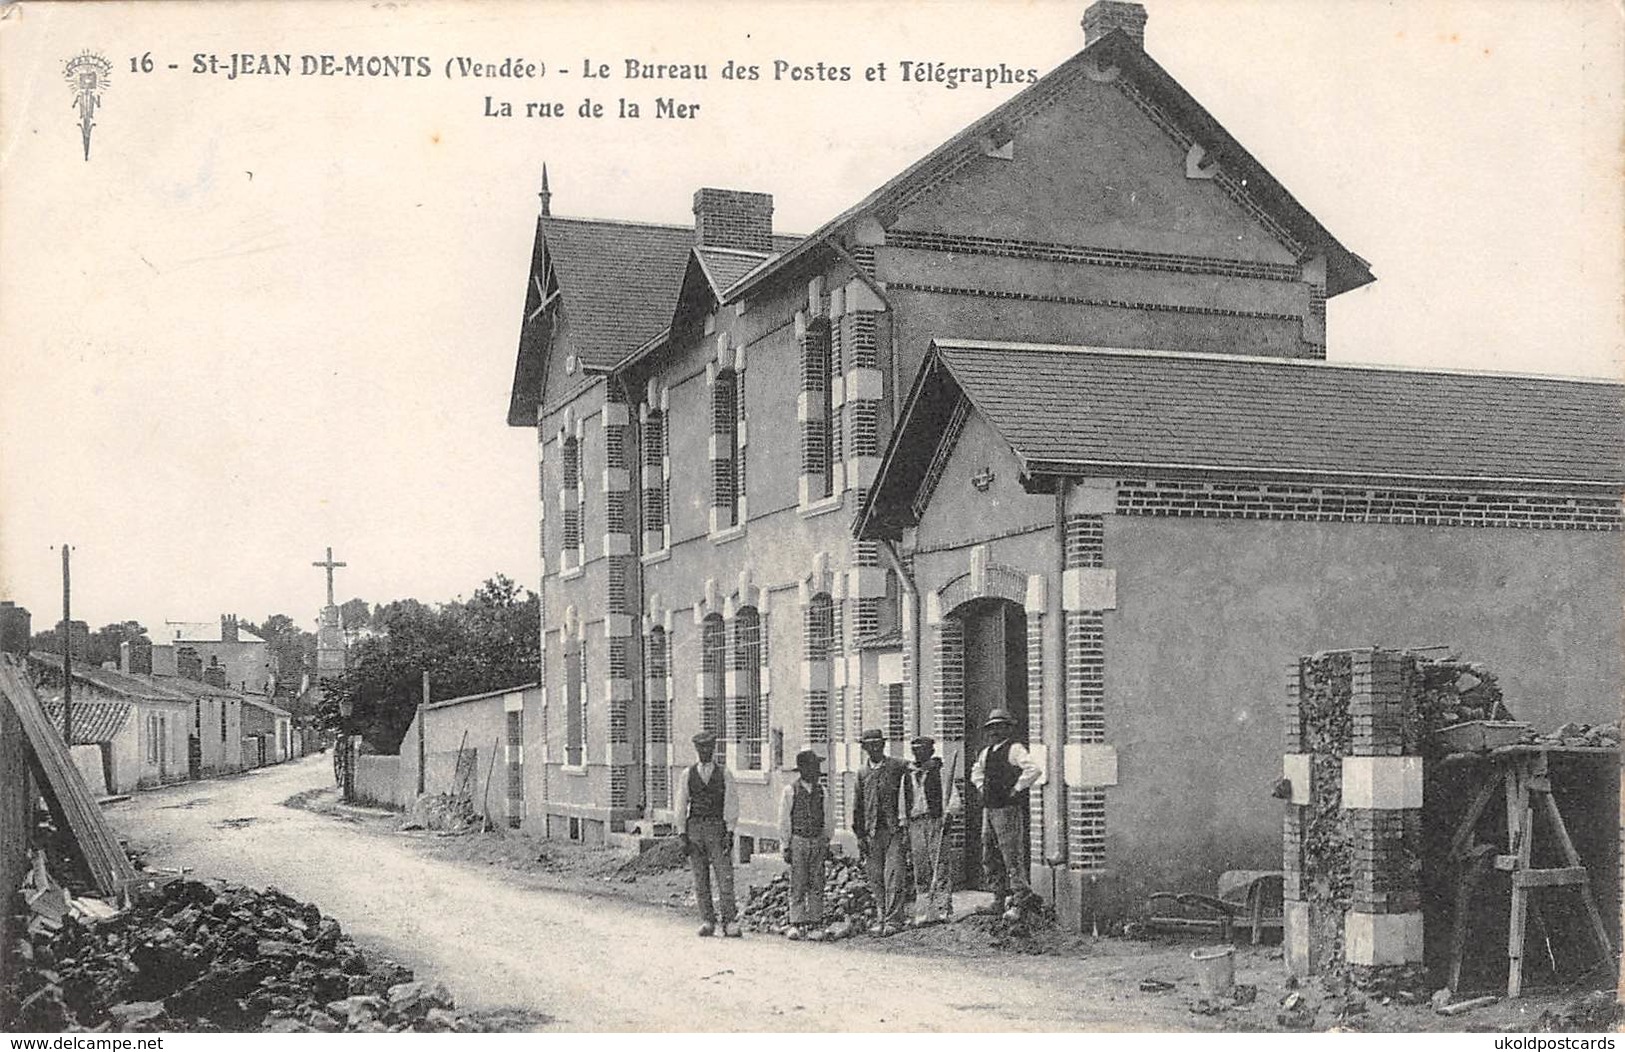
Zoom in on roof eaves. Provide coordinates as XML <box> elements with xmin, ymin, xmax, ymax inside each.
<box><xmin>1021</xmin><ymin>457</ymin><xmax>1625</xmax><ymax>492</ymax></box>
<box><xmin>423</xmin><ymin>682</ymin><xmax>539</xmax><ymax>712</ymax></box>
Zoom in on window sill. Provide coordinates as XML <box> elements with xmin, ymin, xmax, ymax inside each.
<box><xmin>709</xmin><ymin>524</ymin><xmax>747</xmax><ymax>546</ymax></box>
<box><xmin>640</xmin><ymin>548</ymin><xmax>671</xmax><ymax>566</ymax></box>
<box><xmin>733</xmin><ymin>769</ymin><xmax>770</xmax><ymax>784</ymax></box>
<box><xmin>797</xmin><ymin>495</ymin><xmax>844</xmax><ymax>520</ymax></box>
<box><xmin>562</xmin><ymin>763</ymin><xmax>589</xmax><ymax>777</ymax></box>
<box><xmin>560</xmin><ymin>564</ymin><xmax>585</xmax><ymax>581</ymax></box>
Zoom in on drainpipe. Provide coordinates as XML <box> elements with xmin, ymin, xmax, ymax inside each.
<box><xmin>825</xmin><ymin>237</ymin><xmax>900</xmax><ymax>422</ymax></box>
<box><xmin>1049</xmin><ymin>477</ymin><xmax>1069</xmax><ymax>870</ymax></box>
<box><xmin>877</xmin><ymin>537</ymin><xmax>918</xmax><ymax>733</ymax></box>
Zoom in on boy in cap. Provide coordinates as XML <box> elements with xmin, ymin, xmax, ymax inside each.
<box><xmin>673</xmin><ymin>730</ymin><xmax>741</xmax><ymax>937</ymax></box>
<box><xmin>899</xmin><ymin>735</ymin><xmax>960</xmax><ymax>926</ymax></box>
<box><xmin>970</xmin><ymin>709</ymin><xmax>1044</xmax><ymax>916</ymax></box>
<box><xmin>852</xmin><ymin>728</ymin><xmax>910</xmax><ymax>934</ymax></box>
<box><xmin>776</xmin><ymin>748</ymin><xmax>834</xmax><ymax>939</ymax></box>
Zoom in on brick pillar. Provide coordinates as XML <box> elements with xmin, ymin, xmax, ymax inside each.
<box><xmin>1285</xmin><ymin>648</ymin><xmax>1425</xmax><ymax>983</ymax></box>
<box><xmin>1024</xmin><ymin>574</ymin><xmax>1047</xmax><ymax>866</ymax></box>
<box><xmin>1063</xmin><ymin>515</ymin><xmax>1110</xmax><ymax>870</ymax></box>
<box><xmin>837</xmin><ymin>278</ymin><xmax>885</xmax><ymax>502</ymax></box>
<box><xmin>602</xmin><ymin>390</ymin><xmax>635</xmax><ymax>805</ymax></box>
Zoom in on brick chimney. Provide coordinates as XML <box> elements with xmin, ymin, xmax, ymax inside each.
<box><xmin>122</xmin><ymin>636</ymin><xmax>153</xmax><ymax>675</ymax></box>
<box><xmin>203</xmin><ymin>660</ymin><xmax>228</xmax><ymax>689</ymax></box>
<box><xmin>177</xmin><ymin>646</ymin><xmax>203</xmax><ymax>682</ymax></box>
<box><xmin>1083</xmin><ymin>1</ymin><xmax>1147</xmax><ymax>47</ymax></box>
<box><xmin>692</xmin><ymin>188</ymin><xmax>774</xmax><ymax>254</ymax></box>
<box><xmin>221</xmin><ymin>614</ymin><xmax>239</xmax><ymax>643</ymax></box>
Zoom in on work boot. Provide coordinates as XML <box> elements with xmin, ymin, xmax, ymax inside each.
<box><xmin>722</xmin><ymin>922</ymin><xmax>742</xmax><ymax>938</ymax></box>
<box><xmin>697</xmin><ymin>922</ymin><xmax>716</xmax><ymax>937</ymax></box>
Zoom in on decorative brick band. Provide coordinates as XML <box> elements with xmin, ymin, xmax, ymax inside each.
<box><xmin>888</xmin><ymin>282</ymin><xmax>1300</xmax><ymax>323</ymax></box>
<box><xmin>885</xmin><ymin>229</ymin><xmax>1302</xmax><ymax>283</ymax></box>
<box><xmin>1118</xmin><ymin>479</ymin><xmax>1622</xmax><ymax>531</ymax></box>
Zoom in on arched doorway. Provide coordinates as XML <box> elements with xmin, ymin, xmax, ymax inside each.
<box><xmin>951</xmin><ymin>596</ymin><xmax>1028</xmax><ymax>890</ymax></box>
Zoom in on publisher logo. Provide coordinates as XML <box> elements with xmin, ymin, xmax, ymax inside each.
<box><xmin>64</xmin><ymin>50</ymin><xmax>113</xmax><ymax>161</ymax></box>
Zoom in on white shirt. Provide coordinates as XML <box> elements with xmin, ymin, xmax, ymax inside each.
<box><xmin>969</xmin><ymin>741</ymin><xmax>1044</xmax><ymax>795</ymax></box>
<box><xmin>672</xmin><ymin>760</ymin><xmax>740</xmax><ymax>834</ymax></box>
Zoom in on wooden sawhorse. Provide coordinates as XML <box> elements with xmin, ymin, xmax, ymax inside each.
<box><xmin>1444</xmin><ymin>745</ymin><xmax>1617</xmax><ymax>997</ymax></box>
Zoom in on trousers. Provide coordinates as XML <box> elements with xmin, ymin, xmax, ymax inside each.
<box><xmin>687</xmin><ymin>818</ymin><xmax>736</xmax><ymax>924</ymax></box>
<box><xmin>982</xmin><ymin>804</ymin><xmax>1031</xmax><ymax>906</ymax></box>
<box><xmin>787</xmin><ymin>835</ymin><xmax>827</xmax><ymax>925</ymax></box>
<box><xmin>906</xmin><ymin>816</ymin><xmax>954</xmax><ymax>920</ymax></box>
<box><xmin>864</xmin><ymin>825</ymin><xmax>908</xmax><ymax>926</ymax></box>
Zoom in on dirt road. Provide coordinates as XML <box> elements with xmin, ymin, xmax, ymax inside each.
<box><xmin>108</xmin><ymin>755</ymin><xmax>1235</xmax><ymax>1031</ymax></box>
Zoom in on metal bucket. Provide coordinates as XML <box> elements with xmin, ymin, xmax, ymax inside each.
<box><xmin>1190</xmin><ymin>945</ymin><xmax>1235</xmax><ymax>998</ymax></box>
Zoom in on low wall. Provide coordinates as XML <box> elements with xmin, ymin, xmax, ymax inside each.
<box><xmin>354</xmin><ymin>754</ymin><xmax>404</xmax><ymax>810</ymax></box>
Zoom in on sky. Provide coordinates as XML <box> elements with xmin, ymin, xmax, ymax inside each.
<box><xmin>1</xmin><ymin>0</ymin><xmax>1620</xmax><ymax>639</ymax></box>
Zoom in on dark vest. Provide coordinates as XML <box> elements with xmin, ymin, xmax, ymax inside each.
<box><xmin>687</xmin><ymin>764</ymin><xmax>726</xmax><ymax>821</ymax></box>
<box><xmin>982</xmin><ymin>741</ymin><xmax>1026</xmax><ymax>809</ymax></box>
<box><xmin>790</xmin><ymin>783</ymin><xmax>825</xmax><ymax>838</ymax></box>
<box><xmin>901</xmin><ymin>763</ymin><xmax>944</xmax><ymax>819</ymax></box>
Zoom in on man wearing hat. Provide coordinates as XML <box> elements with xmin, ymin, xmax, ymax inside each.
<box><xmin>852</xmin><ymin>728</ymin><xmax>910</xmax><ymax>934</ymax></box>
<box><xmin>776</xmin><ymin>748</ymin><xmax>834</xmax><ymax>939</ymax></box>
<box><xmin>970</xmin><ymin>708</ymin><xmax>1044</xmax><ymax>915</ymax></box>
<box><xmin>899</xmin><ymin>735</ymin><xmax>961</xmax><ymax>926</ymax></box>
<box><xmin>673</xmin><ymin>730</ymin><xmax>742</xmax><ymax>937</ymax></box>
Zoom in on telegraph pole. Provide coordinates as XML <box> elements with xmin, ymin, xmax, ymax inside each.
<box><xmin>60</xmin><ymin>544</ymin><xmax>72</xmax><ymax>747</ymax></box>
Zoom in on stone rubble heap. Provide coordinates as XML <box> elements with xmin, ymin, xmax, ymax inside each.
<box><xmin>7</xmin><ymin>878</ymin><xmax>494</xmax><ymax>1032</ymax></box>
<box><xmin>399</xmin><ymin>791</ymin><xmax>480</xmax><ymax>833</ymax></box>
<box><xmin>1525</xmin><ymin>721</ymin><xmax>1620</xmax><ymax>749</ymax></box>
<box><xmin>740</xmin><ymin>855</ymin><xmax>878</xmax><ymax>938</ymax></box>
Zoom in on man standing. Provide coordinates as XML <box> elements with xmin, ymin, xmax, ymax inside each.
<box><xmin>673</xmin><ymin>730</ymin><xmax>742</xmax><ymax>937</ymax></box>
<box><xmin>899</xmin><ymin>735</ymin><xmax>960</xmax><ymax>926</ymax></box>
<box><xmin>852</xmin><ymin>728</ymin><xmax>909</xmax><ymax>935</ymax></box>
<box><xmin>777</xmin><ymin>748</ymin><xmax>834</xmax><ymax>940</ymax></box>
<box><xmin>970</xmin><ymin>709</ymin><xmax>1044</xmax><ymax>916</ymax></box>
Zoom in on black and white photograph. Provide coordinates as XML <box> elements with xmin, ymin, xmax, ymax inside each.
<box><xmin>0</xmin><ymin>0</ymin><xmax>1620</xmax><ymax>1037</ymax></box>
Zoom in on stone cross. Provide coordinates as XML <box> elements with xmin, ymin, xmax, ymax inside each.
<box><xmin>312</xmin><ymin>546</ymin><xmax>347</xmax><ymax>608</ymax></box>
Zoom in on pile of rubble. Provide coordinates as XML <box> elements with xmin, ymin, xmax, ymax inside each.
<box><xmin>1412</xmin><ymin>658</ymin><xmax>1511</xmax><ymax>739</ymax></box>
<box><xmin>740</xmin><ymin>855</ymin><xmax>878</xmax><ymax>937</ymax></box>
<box><xmin>7</xmin><ymin>878</ymin><xmax>499</xmax><ymax>1032</ymax></box>
<box><xmin>1524</xmin><ymin>721</ymin><xmax>1620</xmax><ymax>749</ymax></box>
<box><xmin>399</xmin><ymin>792</ymin><xmax>479</xmax><ymax>834</ymax></box>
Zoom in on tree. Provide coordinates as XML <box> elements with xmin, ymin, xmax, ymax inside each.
<box><xmin>339</xmin><ymin>598</ymin><xmax>371</xmax><ymax>632</ymax></box>
<box><xmin>87</xmin><ymin>621</ymin><xmax>147</xmax><ymax>668</ymax></box>
<box><xmin>318</xmin><ymin>575</ymin><xmax>539</xmax><ymax>752</ymax></box>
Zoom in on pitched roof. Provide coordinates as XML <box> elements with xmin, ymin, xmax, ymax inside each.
<box><xmin>145</xmin><ymin>674</ymin><xmax>240</xmax><ymax>699</ymax></box>
<box><xmin>28</xmin><ymin>651</ymin><xmax>192</xmax><ymax>704</ymax></box>
<box><xmin>41</xmin><ymin>699</ymin><xmax>131</xmax><ymax>745</ymax></box>
<box><xmin>859</xmin><ymin>341</ymin><xmax>1624</xmax><ymax>538</ymax></box>
<box><xmin>731</xmin><ymin>31</ymin><xmax>1372</xmax><ymax>302</ymax></box>
<box><xmin>423</xmin><ymin>682</ymin><xmax>539</xmax><ymax>712</ymax></box>
<box><xmin>161</xmin><ymin>621</ymin><xmax>266</xmax><ymax>645</ymax></box>
<box><xmin>541</xmin><ymin>217</ymin><xmax>698</xmax><ymax>371</ymax></box>
<box><xmin>242</xmin><ymin>695</ymin><xmax>291</xmax><ymax>718</ymax></box>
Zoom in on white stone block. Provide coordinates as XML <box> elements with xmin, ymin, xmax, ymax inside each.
<box><xmin>1067</xmin><ymin>479</ymin><xmax>1117</xmax><ymax>515</ymax></box>
<box><xmin>601</xmin><ymin>403</ymin><xmax>629</xmax><ymax>428</ymax></box>
<box><xmin>1344</xmin><ymin>911</ymin><xmax>1424</xmax><ymax>966</ymax></box>
<box><xmin>604</xmin><ymin>613</ymin><xmax>634</xmax><ymax>639</ymax></box>
<box><xmin>1062</xmin><ymin>567</ymin><xmax>1117</xmax><ymax>611</ymax></box>
<box><xmin>602</xmin><ymin>533</ymin><xmax>631</xmax><ymax>558</ymax></box>
<box><xmin>1063</xmin><ymin>743</ymin><xmax>1117</xmax><ymax>787</ymax></box>
<box><xmin>1341</xmin><ymin>756</ymin><xmax>1423</xmax><ymax>810</ymax></box>
<box><xmin>1284</xmin><ymin>900</ymin><xmax>1312</xmax><ymax>977</ymax></box>
<box><xmin>848</xmin><ymin>456</ymin><xmax>880</xmax><ymax>489</ymax></box>
<box><xmin>602</xmin><ymin>467</ymin><xmax>629</xmax><ymax>492</ymax></box>
<box><xmin>1024</xmin><ymin>574</ymin><xmax>1048</xmax><ymax>615</ymax></box>
<box><xmin>845</xmin><ymin>278</ymin><xmax>887</xmax><ymax>313</ymax></box>
<box><xmin>849</xmin><ymin>566</ymin><xmax>889</xmax><ymax>599</ymax></box>
<box><xmin>1282</xmin><ymin>753</ymin><xmax>1312</xmax><ymax>806</ymax></box>
<box><xmin>844</xmin><ymin>368</ymin><xmax>884</xmax><ymax>403</ymax></box>
<box><xmin>503</xmin><ymin>691</ymin><xmax>525</xmax><ymax>713</ymax></box>
<box><xmin>877</xmin><ymin>652</ymin><xmax>904</xmax><ymax>685</ymax></box>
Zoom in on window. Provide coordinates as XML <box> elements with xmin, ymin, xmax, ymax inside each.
<box><xmin>647</xmin><ymin>624</ymin><xmax>670</xmax><ymax>809</ymax></box>
<box><xmin>799</xmin><ymin>316</ymin><xmax>834</xmax><ymax>501</ymax></box>
<box><xmin>641</xmin><ymin>407</ymin><xmax>668</xmax><ymax>550</ymax></box>
<box><xmin>701</xmin><ymin>613</ymin><xmax>727</xmax><ymax>763</ymax></box>
<box><xmin>220</xmin><ymin>699</ymin><xmax>227</xmax><ymax>742</ymax></box>
<box><xmin>733</xmin><ymin>608</ymin><xmax>763</xmax><ymax>769</ymax></box>
<box><xmin>564</xmin><ymin>636</ymin><xmax>585</xmax><ymax>766</ymax></box>
<box><xmin>147</xmin><ymin>714</ymin><xmax>158</xmax><ymax>763</ymax></box>
<box><xmin>561</xmin><ymin>435</ymin><xmax>583</xmax><ymax>560</ymax></box>
<box><xmin>711</xmin><ymin>369</ymin><xmax>742</xmax><ymax>529</ymax></box>
<box><xmin>886</xmin><ymin>682</ymin><xmax>906</xmax><ymax>745</ymax></box>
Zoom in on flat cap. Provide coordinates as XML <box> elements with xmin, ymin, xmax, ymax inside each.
<box><xmin>859</xmin><ymin>729</ymin><xmax>886</xmax><ymax>744</ymax></box>
<box><xmin>910</xmin><ymin>735</ymin><xmax>936</xmax><ymax>747</ymax></box>
<box><xmin>795</xmin><ymin>748</ymin><xmax>824</xmax><ymax>769</ymax></box>
<box><xmin>691</xmin><ymin>730</ymin><xmax>719</xmax><ymax>746</ymax></box>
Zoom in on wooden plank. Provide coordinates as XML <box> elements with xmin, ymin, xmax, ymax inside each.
<box><xmin>0</xmin><ymin>655</ymin><xmax>136</xmax><ymax>896</ymax></box>
<box><xmin>1512</xmin><ymin>866</ymin><xmax>1588</xmax><ymax>889</ymax></box>
<box><xmin>1506</xmin><ymin>759</ymin><xmax>1534</xmax><ymax>999</ymax></box>
<box><xmin>1448</xmin><ymin>776</ymin><xmax>1501</xmax><ymax>859</ymax></box>
<box><xmin>1536</xmin><ymin>789</ymin><xmax>1616</xmax><ymax>961</ymax></box>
